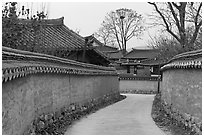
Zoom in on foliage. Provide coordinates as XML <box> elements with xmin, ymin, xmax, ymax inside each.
<box><xmin>148</xmin><ymin>2</ymin><xmax>202</xmax><ymax>48</ymax></box>
<box><xmin>95</xmin><ymin>8</ymin><xmax>145</xmax><ymax>54</ymax></box>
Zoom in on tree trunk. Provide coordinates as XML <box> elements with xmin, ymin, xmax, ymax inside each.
<box><xmin>124</xmin><ymin>38</ymin><xmax>127</xmax><ymax>55</ymax></box>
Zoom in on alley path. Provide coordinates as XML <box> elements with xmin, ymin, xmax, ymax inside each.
<box><xmin>65</xmin><ymin>94</ymin><xmax>165</xmax><ymax>135</ymax></box>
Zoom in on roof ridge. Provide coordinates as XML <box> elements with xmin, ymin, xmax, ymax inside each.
<box><xmin>104</xmin><ymin>50</ymin><xmax>121</xmax><ymax>53</ymax></box>
<box><xmin>16</xmin><ymin>17</ymin><xmax>64</xmax><ymax>26</ymax></box>
<box><xmin>85</xmin><ymin>35</ymin><xmax>104</xmax><ymax>46</ymax></box>
<box><xmin>168</xmin><ymin>49</ymin><xmax>202</xmax><ymax>63</ymax></box>
<box><xmin>102</xmin><ymin>45</ymin><xmax>118</xmax><ymax>49</ymax></box>
<box><xmin>132</xmin><ymin>48</ymin><xmax>156</xmax><ymax>51</ymax></box>
<box><xmin>2</xmin><ymin>46</ymin><xmax>115</xmax><ymax>71</ymax></box>
<box><xmin>85</xmin><ymin>35</ymin><xmax>118</xmax><ymax>49</ymax></box>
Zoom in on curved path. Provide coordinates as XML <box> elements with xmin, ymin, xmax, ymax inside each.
<box><xmin>65</xmin><ymin>94</ymin><xmax>165</xmax><ymax>135</ymax></box>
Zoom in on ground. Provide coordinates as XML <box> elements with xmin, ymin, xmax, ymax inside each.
<box><xmin>65</xmin><ymin>94</ymin><xmax>165</xmax><ymax>135</ymax></box>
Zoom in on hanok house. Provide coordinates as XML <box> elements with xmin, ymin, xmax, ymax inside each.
<box><xmin>84</xmin><ymin>35</ymin><xmax>124</xmax><ymax>68</ymax></box>
<box><xmin>3</xmin><ymin>17</ymin><xmax>110</xmax><ymax>66</ymax></box>
<box><xmin>85</xmin><ymin>35</ymin><xmax>118</xmax><ymax>52</ymax></box>
<box><xmin>121</xmin><ymin>48</ymin><xmax>162</xmax><ymax>76</ymax></box>
<box><xmin>84</xmin><ymin>35</ymin><xmax>121</xmax><ymax>62</ymax></box>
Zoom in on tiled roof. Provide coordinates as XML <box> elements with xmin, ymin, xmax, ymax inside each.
<box><xmin>85</xmin><ymin>35</ymin><xmax>103</xmax><ymax>46</ymax></box>
<box><xmin>123</xmin><ymin>48</ymin><xmax>158</xmax><ymax>59</ymax></box>
<box><xmin>121</xmin><ymin>57</ymin><xmax>165</xmax><ymax>66</ymax></box>
<box><xmin>3</xmin><ymin>17</ymin><xmax>112</xmax><ymax>66</ymax></box>
<box><xmin>10</xmin><ymin>17</ymin><xmax>92</xmax><ymax>51</ymax></box>
<box><xmin>161</xmin><ymin>49</ymin><xmax>202</xmax><ymax>71</ymax></box>
<box><xmin>95</xmin><ymin>46</ymin><xmax>118</xmax><ymax>52</ymax></box>
<box><xmin>105</xmin><ymin>50</ymin><xmax>123</xmax><ymax>59</ymax></box>
<box><xmin>85</xmin><ymin>35</ymin><xmax>118</xmax><ymax>52</ymax></box>
<box><xmin>168</xmin><ymin>49</ymin><xmax>202</xmax><ymax>63</ymax></box>
<box><xmin>92</xmin><ymin>49</ymin><xmax>111</xmax><ymax>62</ymax></box>
<box><xmin>2</xmin><ymin>46</ymin><xmax>117</xmax><ymax>83</ymax></box>
<box><xmin>139</xmin><ymin>58</ymin><xmax>166</xmax><ymax>66</ymax></box>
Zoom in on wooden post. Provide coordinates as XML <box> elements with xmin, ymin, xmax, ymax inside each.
<box><xmin>157</xmin><ymin>75</ymin><xmax>160</xmax><ymax>94</ymax></box>
<box><xmin>127</xmin><ymin>65</ymin><xmax>130</xmax><ymax>73</ymax></box>
<box><xmin>82</xmin><ymin>38</ymin><xmax>88</xmax><ymax>62</ymax></box>
<box><xmin>157</xmin><ymin>64</ymin><xmax>161</xmax><ymax>94</ymax></box>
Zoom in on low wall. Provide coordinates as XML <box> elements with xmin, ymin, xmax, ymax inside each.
<box><xmin>119</xmin><ymin>74</ymin><xmax>159</xmax><ymax>94</ymax></box>
<box><xmin>2</xmin><ymin>47</ymin><xmax>119</xmax><ymax>135</ymax></box>
<box><xmin>160</xmin><ymin>49</ymin><xmax>202</xmax><ymax>134</ymax></box>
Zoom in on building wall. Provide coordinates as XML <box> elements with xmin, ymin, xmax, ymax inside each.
<box><xmin>2</xmin><ymin>73</ymin><xmax>119</xmax><ymax>134</ymax></box>
<box><xmin>136</xmin><ymin>66</ymin><xmax>151</xmax><ymax>76</ymax></box>
<box><xmin>67</xmin><ymin>51</ymin><xmax>90</xmax><ymax>64</ymax></box>
<box><xmin>115</xmin><ymin>65</ymin><xmax>151</xmax><ymax>76</ymax></box>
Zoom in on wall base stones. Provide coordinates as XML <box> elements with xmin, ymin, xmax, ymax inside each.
<box><xmin>26</xmin><ymin>93</ymin><xmax>125</xmax><ymax>135</ymax></box>
<box><xmin>160</xmin><ymin>97</ymin><xmax>202</xmax><ymax>135</ymax></box>
<box><xmin>120</xmin><ymin>90</ymin><xmax>157</xmax><ymax>94</ymax></box>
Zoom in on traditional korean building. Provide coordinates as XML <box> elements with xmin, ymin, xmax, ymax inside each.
<box><xmin>82</xmin><ymin>35</ymin><xmax>164</xmax><ymax>76</ymax></box>
<box><xmin>122</xmin><ymin>48</ymin><xmax>158</xmax><ymax>61</ymax></box>
<box><xmin>121</xmin><ymin>48</ymin><xmax>163</xmax><ymax>76</ymax></box>
<box><xmin>84</xmin><ymin>35</ymin><xmax>118</xmax><ymax>52</ymax></box>
<box><xmin>103</xmin><ymin>50</ymin><xmax>123</xmax><ymax>62</ymax></box>
<box><xmin>3</xmin><ymin>17</ymin><xmax>110</xmax><ymax>66</ymax></box>
<box><xmin>84</xmin><ymin>35</ymin><xmax>124</xmax><ymax>63</ymax></box>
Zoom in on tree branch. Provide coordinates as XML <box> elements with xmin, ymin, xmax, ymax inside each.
<box><xmin>124</xmin><ymin>18</ymin><xmax>135</xmax><ymax>37</ymax></box>
<box><xmin>110</xmin><ymin>16</ymin><xmax>122</xmax><ymax>50</ymax></box>
<box><xmin>168</xmin><ymin>2</ymin><xmax>181</xmax><ymax>31</ymax></box>
<box><xmin>190</xmin><ymin>20</ymin><xmax>202</xmax><ymax>45</ymax></box>
<box><xmin>195</xmin><ymin>3</ymin><xmax>202</xmax><ymax>25</ymax></box>
<box><xmin>189</xmin><ymin>3</ymin><xmax>202</xmax><ymax>45</ymax></box>
<box><xmin>148</xmin><ymin>2</ymin><xmax>181</xmax><ymax>43</ymax></box>
<box><xmin>172</xmin><ymin>2</ymin><xmax>180</xmax><ymax>9</ymax></box>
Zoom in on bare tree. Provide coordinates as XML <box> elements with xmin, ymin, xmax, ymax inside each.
<box><xmin>13</xmin><ymin>2</ymin><xmax>49</xmax><ymax>19</ymax></box>
<box><xmin>148</xmin><ymin>35</ymin><xmax>182</xmax><ymax>62</ymax></box>
<box><xmin>94</xmin><ymin>27</ymin><xmax>116</xmax><ymax>47</ymax></box>
<box><xmin>96</xmin><ymin>8</ymin><xmax>145</xmax><ymax>54</ymax></box>
<box><xmin>148</xmin><ymin>2</ymin><xmax>202</xmax><ymax>49</ymax></box>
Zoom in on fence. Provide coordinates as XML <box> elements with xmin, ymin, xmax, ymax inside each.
<box><xmin>160</xmin><ymin>49</ymin><xmax>202</xmax><ymax>134</ymax></box>
<box><xmin>119</xmin><ymin>74</ymin><xmax>160</xmax><ymax>94</ymax></box>
<box><xmin>2</xmin><ymin>47</ymin><xmax>119</xmax><ymax>134</ymax></box>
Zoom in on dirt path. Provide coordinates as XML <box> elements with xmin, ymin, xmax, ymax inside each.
<box><xmin>65</xmin><ymin>94</ymin><xmax>165</xmax><ymax>135</ymax></box>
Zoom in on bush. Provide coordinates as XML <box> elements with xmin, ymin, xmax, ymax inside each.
<box><xmin>148</xmin><ymin>32</ymin><xmax>202</xmax><ymax>62</ymax></box>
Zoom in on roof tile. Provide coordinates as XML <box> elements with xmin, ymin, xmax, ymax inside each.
<box><xmin>123</xmin><ymin>48</ymin><xmax>158</xmax><ymax>59</ymax></box>
<box><xmin>5</xmin><ymin>17</ymin><xmax>86</xmax><ymax>51</ymax></box>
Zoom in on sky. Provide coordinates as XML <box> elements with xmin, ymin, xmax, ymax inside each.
<box><xmin>11</xmin><ymin>1</ymin><xmax>164</xmax><ymax>50</ymax></box>
<box><xmin>48</xmin><ymin>2</ymin><xmax>160</xmax><ymax>50</ymax></box>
